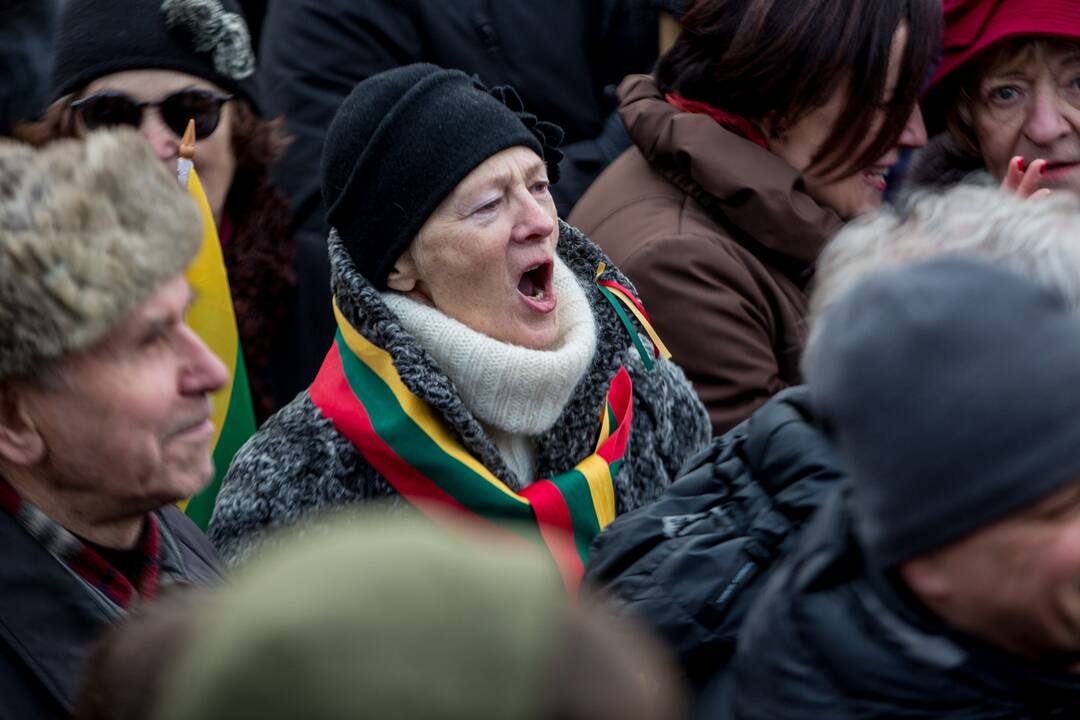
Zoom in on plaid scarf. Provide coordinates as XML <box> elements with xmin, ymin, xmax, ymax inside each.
<box><xmin>0</xmin><ymin>480</ymin><xmax>161</xmax><ymax>609</ymax></box>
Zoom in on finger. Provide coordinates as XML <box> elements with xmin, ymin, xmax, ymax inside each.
<box><xmin>1017</xmin><ymin>159</ymin><xmax>1047</xmax><ymax>198</ymax></box>
<box><xmin>1001</xmin><ymin>156</ymin><xmax>1025</xmax><ymax>191</ymax></box>
<box><xmin>1030</xmin><ymin>188</ymin><xmax>1053</xmax><ymax>200</ymax></box>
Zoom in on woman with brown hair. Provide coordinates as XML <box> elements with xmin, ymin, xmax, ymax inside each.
<box><xmin>26</xmin><ymin>0</ymin><xmax>316</xmax><ymax>423</ymax></box>
<box><xmin>570</xmin><ymin>0</ymin><xmax>940</xmax><ymax>434</ymax></box>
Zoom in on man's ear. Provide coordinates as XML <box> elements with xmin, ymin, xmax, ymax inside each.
<box><xmin>386</xmin><ymin>244</ymin><xmax>421</xmax><ymax>293</ymax></box>
<box><xmin>899</xmin><ymin>556</ymin><xmax>952</xmax><ymax>606</ymax></box>
<box><xmin>0</xmin><ymin>385</ymin><xmax>45</xmax><ymax>466</ymax></box>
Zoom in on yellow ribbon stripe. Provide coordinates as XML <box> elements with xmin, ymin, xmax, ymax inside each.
<box><xmin>333</xmin><ymin>302</ymin><xmax>529</xmax><ymax>506</ymax></box>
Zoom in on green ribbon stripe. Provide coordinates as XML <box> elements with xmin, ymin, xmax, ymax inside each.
<box><xmin>336</xmin><ymin>333</ymin><xmax>545</xmax><ymax>539</ymax></box>
<box><xmin>185</xmin><ymin>348</ymin><xmax>257</xmax><ymax>531</ymax></box>
<box><xmin>598</xmin><ymin>285</ymin><xmax>654</xmax><ymax>371</ymax></box>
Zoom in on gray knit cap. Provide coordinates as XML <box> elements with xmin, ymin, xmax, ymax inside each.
<box><xmin>806</xmin><ymin>258</ymin><xmax>1080</xmax><ymax>568</ymax></box>
<box><xmin>0</xmin><ymin>128</ymin><xmax>201</xmax><ymax>379</ymax></box>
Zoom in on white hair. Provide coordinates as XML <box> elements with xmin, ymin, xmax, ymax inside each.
<box><xmin>806</xmin><ymin>185</ymin><xmax>1080</xmax><ymax>361</ymax></box>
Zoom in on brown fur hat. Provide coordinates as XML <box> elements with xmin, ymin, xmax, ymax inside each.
<box><xmin>0</xmin><ymin>128</ymin><xmax>201</xmax><ymax>379</ymax></box>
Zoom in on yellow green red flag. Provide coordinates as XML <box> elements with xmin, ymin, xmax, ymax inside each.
<box><xmin>177</xmin><ymin>157</ymin><xmax>257</xmax><ymax>530</ymax></box>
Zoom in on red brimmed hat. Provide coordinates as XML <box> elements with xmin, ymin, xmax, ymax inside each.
<box><xmin>924</xmin><ymin>0</ymin><xmax>1080</xmax><ymax>132</ymax></box>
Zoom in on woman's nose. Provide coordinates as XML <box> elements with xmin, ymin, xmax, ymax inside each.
<box><xmin>898</xmin><ymin>105</ymin><xmax>928</xmax><ymax>149</ymax></box>
<box><xmin>512</xmin><ymin>191</ymin><xmax>555</xmax><ymax>243</ymax></box>
<box><xmin>1024</xmin><ymin>87</ymin><xmax>1071</xmax><ymax>147</ymax></box>
<box><xmin>140</xmin><ymin>109</ymin><xmax>180</xmax><ymax>161</ymax></box>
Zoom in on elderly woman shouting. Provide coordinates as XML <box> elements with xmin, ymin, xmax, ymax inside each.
<box><xmin>209</xmin><ymin>64</ymin><xmax>710</xmax><ymax>584</ymax></box>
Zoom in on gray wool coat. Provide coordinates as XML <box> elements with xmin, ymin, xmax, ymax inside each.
<box><xmin>209</xmin><ymin>221</ymin><xmax>711</xmax><ymax>564</ymax></box>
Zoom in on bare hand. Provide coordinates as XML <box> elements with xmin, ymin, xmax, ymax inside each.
<box><xmin>1001</xmin><ymin>156</ymin><xmax>1052</xmax><ymax>199</ymax></box>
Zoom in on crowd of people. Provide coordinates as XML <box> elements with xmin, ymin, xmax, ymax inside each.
<box><xmin>2</xmin><ymin>0</ymin><xmax>1080</xmax><ymax>718</ymax></box>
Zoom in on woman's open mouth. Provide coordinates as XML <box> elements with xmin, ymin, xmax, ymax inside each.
<box><xmin>517</xmin><ymin>260</ymin><xmax>557</xmax><ymax>313</ymax></box>
<box><xmin>862</xmin><ymin>166</ymin><xmax>890</xmax><ymax>193</ymax></box>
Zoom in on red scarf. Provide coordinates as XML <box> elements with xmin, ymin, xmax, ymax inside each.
<box><xmin>666</xmin><ymin>93</ymin><xmax>769</xmax><ymax>150</ymax></box>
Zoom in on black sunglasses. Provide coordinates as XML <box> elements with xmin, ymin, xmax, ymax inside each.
<box><xmin>70</xmin><ymin>89</ymin><xmax>233</xmax><ymax>139</ymax></box>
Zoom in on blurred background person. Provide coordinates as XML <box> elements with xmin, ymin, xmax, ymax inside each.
<box><xmin>570</xmin><ymin>0</ymin><xmax>939</xmax><ymax>434</ymax></box>
<box><xmin>26</xmin><ymin>0</ymin><xmax>317</xmax><ymax>423</ymax></box>
<box><xmin>910</xmin><ymin>0</ymin><xmax>1080</xmax><ymax>198</ymax></box>
<box><xmin>699</xmin><ymin>256</ymin><xmax>1080</xmax><ymax>718</ymax></box>
<box><xmin>210</xmin><ymin>65</ymin><xmax>710</xmax><ymax>572</ymax></box>
<box><xmin>258</xmin><ymin>0</ymin><xmax>663</xmax><ymax>234</ymax></box>
<box><xmin>0</xmin><ymin>130</ymin><xmax>226</xmax><ymax>720</ymax></box>
<box><xmin>157</xmin><ymin>516</ymin><xmax>685</xmax><ymax>720</ymax></box>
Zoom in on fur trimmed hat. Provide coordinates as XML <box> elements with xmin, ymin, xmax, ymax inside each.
<box><xmin>0</xmin><ymin>128</ymin><xmax>201</xmax><ymax>379</ymax></box>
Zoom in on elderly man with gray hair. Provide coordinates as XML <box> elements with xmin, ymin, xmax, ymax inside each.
<box><xmin>0</xmin><ymin>129</ymin><xmax>228</xmax><ymax>719</ymax></box>
<box><xmin>588</xmin><ymin>185</ymin><xmax>1080</xmax><ymax>716</ymax></box>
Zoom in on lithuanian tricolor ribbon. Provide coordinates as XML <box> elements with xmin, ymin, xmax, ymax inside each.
<box><xmin>309</xmin><ymin>301</ymin><xmax>633</xmax><ymax>593</ymax></box>
<box><xmin>595</xmin><ymin>262</ymin><xmax>672</xmax><ymax>371</ymax></box>
<box><xmin>175</xmin><ymin>121</ymin><xmax>257</xmax><ymax>531</ymax></box>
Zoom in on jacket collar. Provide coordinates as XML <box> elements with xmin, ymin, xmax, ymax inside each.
<box><xmin>617</xmin><ymin>74</ymin><xmax>843</xmax><ymax>270</ymax></box>
<box><xmin>327</xmin><ymin>221</ymin><xmax>635</xmax><ymax>490</ymax></box>
<box><xmin>0</xmin><ymin>509</ymin><xmax>120</xmax><ymax>713</ymax></box>
<box><xmin>0</xmin><ymin>507</ymin><xmax>217</xmax><ymax>713</ymax></box>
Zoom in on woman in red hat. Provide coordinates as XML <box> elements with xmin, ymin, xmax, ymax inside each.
<box><xmin>911</xmin><ymin>0</ymin><xmax>1080</xmax><ymax>198</ymax></box>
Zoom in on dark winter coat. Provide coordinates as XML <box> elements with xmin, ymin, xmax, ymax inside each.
<box><xmin>0</xmin><ymin>506</ymin><xmax>224</xmax><ymax>719</ymax></box>
<box><xmin>257</xmin><ymin>0</ymin><xmax>659</xmax><ymax>230</ymax></box>
<box><xmin>584</xmin><ymin>386</ymin><xmax>844</xmax><ymax>692</ymax></box>
<box><xmin>569</xmin><ymin>75</ymin><xmax>844</xmax><ymax>434</ymax></box>
<box><xmin>209</xmin><ymin>221</ymin><xmax>711</xmax><ymax>565</ymax></box>
<box><xmin>698</xmin><ymin>488</ymin><xmax>1080</xmax><ymax>719</ymax></box>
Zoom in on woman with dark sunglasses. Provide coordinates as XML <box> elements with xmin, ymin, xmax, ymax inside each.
<box><xmin>22</xmin><ymin>0</ymin><xmax>322</xmax><ymax>425</ymax></box>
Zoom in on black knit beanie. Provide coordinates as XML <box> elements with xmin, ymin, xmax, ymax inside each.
<box><xmin>806</xmin><ymin>258</ymin><xmax>1080</xmax><ymax>568</ymax></box>
<box><xmin>50</xmin><ymin>0</ymin><xmax>259</xmax><ymax>111</ymax></box>
<box><xmin>321</xmin><ymin>63</ymin><xmax>564</xmax><ymax>289</ymax></box>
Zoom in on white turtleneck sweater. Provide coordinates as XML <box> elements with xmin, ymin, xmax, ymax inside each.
<box><xmin>382</xmin><ymin>258</ymin><xmax>597</xmax><ymax>485</ymax></box>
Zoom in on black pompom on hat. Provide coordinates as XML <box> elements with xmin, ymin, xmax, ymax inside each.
<box><xmin>320</xmin><ymin>63</ymin><xmax>564</xmax><ymax>290</ymax></box>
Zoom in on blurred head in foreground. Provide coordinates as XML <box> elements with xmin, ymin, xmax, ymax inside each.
<box><xmin>154</xmin><ymin>516</ymin><xmax>685</xmax><ymax>720</ymax></box>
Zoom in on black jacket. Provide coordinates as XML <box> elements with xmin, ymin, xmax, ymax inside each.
<box><xmin>699</xmin><ymin>489</ymin><xmax>1080</xmax><ymax>719</ymax></box>
<box><xmin>258</xmin><ymin>0</ymin><xmax>659</xmax><ymax>231</ymax></box>
<box><xmin>0</xmin><ymin>506</ymin><xmax>225</xmax><ymax>719</ymax></box>
<box><xmin>584</xmin><ymin>386</ymin><xmax>844</xmax><ymax>691</ymax></box>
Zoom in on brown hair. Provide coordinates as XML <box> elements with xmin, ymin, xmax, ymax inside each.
<box><xmin>656</xmin><ymin>0</ymin><xmax>941</xmax><ymax>177</ymax></box>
